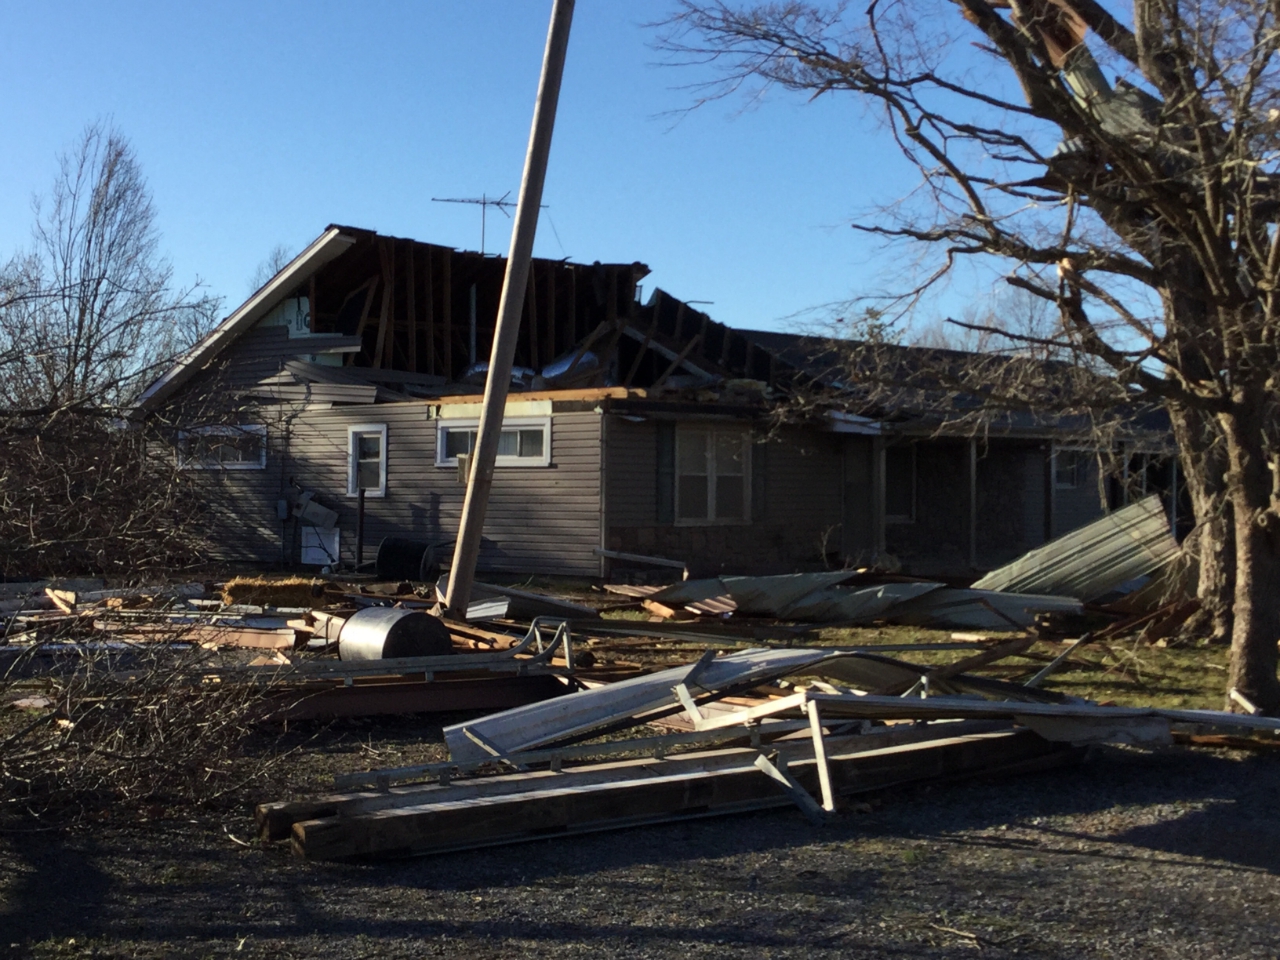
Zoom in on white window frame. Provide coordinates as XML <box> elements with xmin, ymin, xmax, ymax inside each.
<box><xmin>347</xmin><ymin>423</ymin><xmax>388</xmax><ymax>497</ymax></box>
<box><xmin>674</xmin><ymin>424</ymin><xmax>752</xmax><ymax>526</ymax></box>
<box><xmin>177</xmin><ymin>424</ymin><xmax>267</xmax><ymax>471</ymax></box>
<box><xmin>1054</xmin><ymin>446</ymin><xmax>1093</xmax><ymax>490</ymax></box>
<box><xmin>433</xmin><ymin>417</ymin><xmax>552</xmax><ymax>468</ymax></box>
<box><xmin>884</xmin><ymin>442</ymin><xmax>917</xmax><ymax>524</ymax></box>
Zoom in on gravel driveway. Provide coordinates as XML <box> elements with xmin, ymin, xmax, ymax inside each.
<box><xmin>2</xmin><ymin>742</ymin><xmax>1277</xmax><ymax>959</ymax></box>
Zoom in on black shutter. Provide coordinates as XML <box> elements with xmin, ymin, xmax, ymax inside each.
<box><xmin>656</xmin><ymin>421</ymin><xmax>675</xmax><ymax>523</ymax></box>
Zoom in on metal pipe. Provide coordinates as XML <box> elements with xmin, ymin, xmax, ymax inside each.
<box><xmin>446</xmin><ymin>0</ymin><xmax>575</xmax><ymax>617</ymax></box>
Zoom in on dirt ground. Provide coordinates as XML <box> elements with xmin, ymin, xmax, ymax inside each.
<box><xmin>2</xmin><ymin>729</ymin><xmax>1277</xmax><ymax>960</ymax></box>
<box><xmin>3</xmin><ymin>581</ymin><xmax>1277</xmax><ymax>958</ymax></box>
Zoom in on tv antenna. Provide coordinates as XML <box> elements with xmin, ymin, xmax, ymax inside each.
<box><xmin>431</xmin><ymin>191</ymin><xmax>550</xmax><ymax>256</ymax></box>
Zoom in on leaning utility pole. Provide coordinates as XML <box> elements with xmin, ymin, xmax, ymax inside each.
<box><xmin>444</xmin><ymin>0</ymin><xmax>575</xmax><ymax>618</ymax></box>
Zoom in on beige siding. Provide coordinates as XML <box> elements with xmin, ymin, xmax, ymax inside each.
<box><xmin>284</xmin><ymin>403</ymin><xmax>603</xmax><ymax>576</ymax></box>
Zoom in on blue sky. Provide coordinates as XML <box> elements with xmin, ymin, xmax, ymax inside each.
<box><xmin>0</xmin><ymin>1</ymin><xmax>991</xmax><ymax>334</ymax></box>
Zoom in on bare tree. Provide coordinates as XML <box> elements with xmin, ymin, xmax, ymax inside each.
<box><xmin>660</xmin><ymin>0</ymin><xmax>1280</xmax><ymax>711</ymax></box>
<box><xmin>247</xmin><ymin>243</ymin><xmax>296</xmax><ymax>296</ymax></box>
<box><xmin>0</xmin><ymin>122</ymin><xmax>218</xmax><ymax>416</ymax></box>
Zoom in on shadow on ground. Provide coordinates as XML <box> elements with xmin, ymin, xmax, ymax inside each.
<box><xmin>0</xmin><ymin>742</ymin><xmax>1276</xmax><ymax>957</ymax></box>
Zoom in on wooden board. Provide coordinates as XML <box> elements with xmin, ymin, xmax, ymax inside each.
<box><xmin>290</xmin><ymin>729</ymin><xmax>1075</xmax><ymax>859</ymax></box>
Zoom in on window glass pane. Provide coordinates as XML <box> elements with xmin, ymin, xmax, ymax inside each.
<box><xmin>677</xmin><ymin>475</ymin><xmax>708</xmax><ymax>519</ymax></box>
<box><xmin>885</xmin><ymin>446</ymin><xmax>914</xmax><ymax>518</ymax></box>
<box><xmin>356</xmin><ymin>461</ymin><xmax>381</xmax><ymax>490</ymax></box>
<box><xmin>716</xmin><ymin>475</ymin><xmax>745</xmax><ymax>519</ymax></box>
<box><xmin>715</xmin><ymin>432</ymin><xmax>745</xmax><ymax>475</ymax></box>
<box><xmin>358</xmin><ymin>434</ymin><xmax>381</xmax><ymax>460</ymax></box>
<box><xmin>1056</xmin><ymin>451</ymin><xmax>1082</xmax><ymax>487</ymax></box>
<box><xmin>231</xmin><ymin>433</ymin><xmax>262</xmax><ymax>462</ymax></box>
<box><xmin>444</xmin><ymin>429</ymin><xmax>472</xmax><ymax>459</ymax></box>
<box><xmin>496</xmin><ymin>429</ymin><xmax>518</xmax><ymax>457</ymax></box>
<box><xmin>678</xmin><ymin>431</ymin><xmax>707</xmax><ymax>475</ymax></box>
<box><xmin>518</xmin><ymin>428</ymin><xmax>544</xmax><ymax>458</ymax></box>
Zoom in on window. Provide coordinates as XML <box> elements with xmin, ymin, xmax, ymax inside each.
<box><xmin>675</xmin><ymin>425</ymin><xmax>750</xmax><ymax>524</ymax></box>
<box><xmin>348</xmin><ymin>424</ymin><xmax>387</xmax><ymax>497</ymax></box>
<box><xmin>884</xmin><ymin>443</ymin><xmax>916</xmax><ymax>523</ymax></box>
<box><xmin>1055</xmin><ymin>448</ymin><xmax>1089</xmax><ymax>489</ymax></box>
<box><xmin>178</xmin><ymin>424</ymin><xmax>266</xmax><ymax>470</ymax></box>
<box><xmin>434</xmin><ymin>417</ymin><xmax>551</xmax><ymax>468</ymax></box>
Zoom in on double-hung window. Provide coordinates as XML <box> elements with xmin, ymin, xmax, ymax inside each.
<box><xmin>675</xmin><ymin>425</ymin><xmax>750</xmax><ymax>523</ymax></box>
<box><xmin>434</xmin><ymin>417</ymin><xmax>551</xmax><ymax>468</ymax></box>
<box><xmin>347</xmin><ymin>424</ymin><xmax>387</xmax><ymax>497</ymax></box>
<box><xmin>178</xmin><ymin>424</ymin><xmax>267</xmax><ymax>470</ymax></box>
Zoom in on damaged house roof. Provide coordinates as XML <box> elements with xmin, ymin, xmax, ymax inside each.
<box><xmin>132</xmin><ymin>224</ymin><xmax>1165</xmax><ymax>445</ymax></box>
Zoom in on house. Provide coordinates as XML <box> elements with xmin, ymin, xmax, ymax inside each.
<box><xmin>134</xmin><ymin>225</ymin><xmax>1178</xmax><ymax>579</ymax></box>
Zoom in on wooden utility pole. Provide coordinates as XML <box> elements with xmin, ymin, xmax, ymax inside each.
<box><xmin>444</xmin><ymin>0</ymin><xmax>575</xmax><ymax>617</ymax></box>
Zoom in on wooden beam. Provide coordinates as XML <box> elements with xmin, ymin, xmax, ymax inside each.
<box><xmin>308</xmin><ymin>276</ymin><xmax>317</xmax><ymax>333</ymax></box>
<box><xmin>566</xmin><ymin>268</ymin><xmax>577</xmax><ymax>353</ymax></box>
<box><xmin>651</xmin><ymin>335</ymin><xmax>702</xmax><ymax>390</ymax></box>
<box><xmin>442</xmin><ymin>250</ymin><xmax>453</xmax><ymax>378</ymax></box>
<box><xmin>543</xmin><ymin>261</ymin><xmax>556</xmax><ymax>363</ymax></box>
<box><xmin>696</xmin><ymin>311</ymin><xmax>710</xmax><ymax>361</ymax></box>
<box><xmin>353</xmin><ymin>277</ymin><xmax>379</xmax><ymax>336</ymax></box>
<box><xmin>384</xmin><ymin>242</ymin><xmax>397</xmax><ymax>368</ymax></box>
<box><xmin>372</xmin><ymin>241</ymin><xmax>393</xmax><ymax>369</ymax></box>
<box><xmin>623</xmin><ymin>312</ymin><xmax>661</xmax><ymax>388</ymax></box>
<box><xmin>424</xmin><ymin>247</ymin><xmax>436</xmax><ymax>376</ymax></box>
<box><xmin>407</xmin><ymin>244</ymin><xmax>417</xmax><ymax>373</ymax></box>
<box><xmin>719</xmin><ymin>326</ymin><xmax>734</xmax><ymax>366</ymax></box>
<box><xmin>562</xmin><ymin>320</ymin><xmax>611</xmax><ymax>380</ymax></box>
<box><xmin>526</xmin><ymin>264</ymin><xmax>540</xmax><ymax>370</ymax></box>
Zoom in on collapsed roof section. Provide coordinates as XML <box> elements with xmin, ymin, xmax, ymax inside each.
<box><xmin>132</xmin><ymin>224</ymin><xmax>1168</xmax><ymax>444</ymax></box>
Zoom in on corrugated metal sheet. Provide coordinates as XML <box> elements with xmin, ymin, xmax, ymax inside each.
<box><xmin>781</xmin><ymin>582</ymin><xmax>941</xmax><ymax>622</ymax></box>
<box><xmin>971</xmin><ymin>495</ymin><xmax>1179</xmax><ymax>600</ymax></box>
<box><xmin>444</xmin><ymin>647</ymin><xmax>837</xmax><ymax>763</ymax></box>
<box><xmin>650</xmin><ymin>572</ymin><xmax>857</xmax><ymax>614</ymax></box>
<box><xmin>881</xmin><ymin>588</ymin><xmax>1083</xmax><ymax>630</ymax></box>
<box><xmin>647</xmin><ymin>574</ymin><xmax>1078</xmax><ymax>629</ymax></box>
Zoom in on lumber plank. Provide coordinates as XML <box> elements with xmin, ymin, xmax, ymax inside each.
<box><xmin>261</xmin><ymin>721</ymin><xmax>1011</xmax><ymax>839</ymax></box>
<box><xmin>290</xmin><ymin>729</ymin><xmax>1072</xmax><ymax>859</ymax></box>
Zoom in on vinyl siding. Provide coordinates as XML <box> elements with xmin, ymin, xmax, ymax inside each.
<box><xmin>283</xmin><ymin>402</ymin><xmax>603</xmax><ymax>576</ymax></box>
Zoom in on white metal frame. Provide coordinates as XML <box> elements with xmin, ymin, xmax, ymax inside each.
<box><xmin>177</xmin><ymin>423</ymin><xmax>267</xmax><ymax>471</ymax></box>
<box><xmin>347</xmin><ymin>423</ymin><xmax>388</xmax><ymax>497</ymax></box>
<box><xmin>433</xmin><ymin>416</ymin><xmax>552</xmax><ymax>468</ymax></box>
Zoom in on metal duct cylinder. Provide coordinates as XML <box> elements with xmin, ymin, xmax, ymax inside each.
<box><xmin>337</xmin><ymin>607</ymin><xmax>454</xmax><ymax>661</ymax></box>
<box><xmin>375</xmin><ymin>537</ymin><xmax>440</xmax><ymax>582</ymax></box>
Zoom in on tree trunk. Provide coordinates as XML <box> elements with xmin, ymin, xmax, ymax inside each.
<box><xmin>1218</xmin><ymin>402</ymin><xmax>1280</xmax><ymax>715</ymax></box>
<box><xmin>1167</xmin><ymin>404</ymin><xmax>1234</xmax><ymax>643</ymax></box>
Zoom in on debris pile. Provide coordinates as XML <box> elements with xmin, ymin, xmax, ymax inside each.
<box><xmin>262</xmin><ymin>641</ymin><xmax>1280</xmax><ymax>860</ymax></box>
